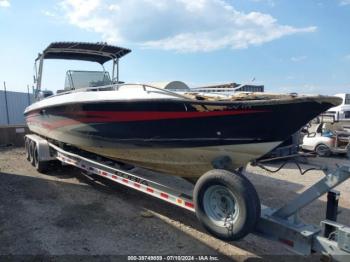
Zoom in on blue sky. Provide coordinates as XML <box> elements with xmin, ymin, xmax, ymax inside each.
<box><xmin>0</xmin><ymin>0</ymin><xmax>349</xmax><ymax>94</ymax></box>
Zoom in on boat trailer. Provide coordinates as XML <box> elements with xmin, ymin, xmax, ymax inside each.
<box><xmin>25</xmin><ymin>134</ymin><xmax>350</xmax><ymax>261</ymax></box>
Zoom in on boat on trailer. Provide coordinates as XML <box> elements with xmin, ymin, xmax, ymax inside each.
<box><xmin>25</xmin><ymin>42</ymin><xmax>341</xmax><ymax>178</ymax></box>
<box><xmin>24</xmin><ymin>43</ymin><xmax>350</xmax><ymax>251</ymax></box>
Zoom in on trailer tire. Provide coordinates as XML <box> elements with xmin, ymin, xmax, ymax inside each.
<box><xmin>29</xmin><ymin>141</ymin><xmax>36</xmax><ymax>166</ymax></box>
<box><xmin>25</xmin><ymin>138</ymin><xmax>30</xmax><ymax>161</ymax></box>
<box><xmin>315</xmin><ymin>144</ymin><xmax>331</xmax><ymax>157</ymax></box>
<box><xmin>33</xmin><ymin>144</ymin><xmax>48</xmax><ymax>173</ymax></box>
<box><xmin>194</xmin><ymin>169</ymin><xmax>260</xmax><ymax>241</ymax></box>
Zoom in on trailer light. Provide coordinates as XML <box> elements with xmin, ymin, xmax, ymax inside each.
<box><xmin>185</xmin><ymin>202</ymin><xmax>194</xmax><ymax>209</ymax></box>
<box><xmin>160</xmin><ymin>192</ymin><xmax>169</xmax><ymax>199</ymax></box>
<box><xmin>146</xmin><ymin>187</ymin><xmax>154</xmax><ymax>193</ymax></box>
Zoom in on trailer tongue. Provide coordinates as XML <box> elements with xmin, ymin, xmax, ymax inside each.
<box><xmin>25</xmin><ymin>133</ymin><xmax>350</xmax><ymax>261</ymax></box>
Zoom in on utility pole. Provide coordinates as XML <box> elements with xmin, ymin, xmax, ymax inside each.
<box><xmin>3</xmin><ymin>81</ymin><xmax>10</xmax><ymax>125</ymax></box>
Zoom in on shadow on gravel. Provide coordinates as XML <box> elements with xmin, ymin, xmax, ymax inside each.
<box><xmin>0</xmin><ymin>171</ymin><xmax>225</xmax><ymax>258</ymax></box>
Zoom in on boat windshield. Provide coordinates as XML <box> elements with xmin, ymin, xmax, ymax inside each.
<box><xmin>64</xmin><ymin>70</ymin><xmax>112</xmax><ymax>90</ymax></box>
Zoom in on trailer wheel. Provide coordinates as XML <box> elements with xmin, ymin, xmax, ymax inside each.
<box><xmin>193</xmin><ymin>169</ymin><xmax>260</xmax><ymax>241</ymax></box>
<box><xmin>29</xmin><ymin>141</ymin><xmax>36</xmax><ymax>166</ymax></box>
<box><xmin>315</xmin><ymin>144</ymin><xmax>331</xmax><ymax>157</ymax></box>
<box><xmin>25</xmin><ymin>138</ymin><xmax>30</xmax><ymax>161</ymax></box>
<box><xmin>33</xmin><ymin>144</ymin><xmax>48</xmax><ymax>173</ymax></box>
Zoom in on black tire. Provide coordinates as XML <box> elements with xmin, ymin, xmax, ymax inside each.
<box><xmin>29</xmin><ymin>141</ymin><xmax>35</xmax><ymax>166</ymax></box>
<box><xmin>315</xmin><ymin>144</ymin><xmax>331</xmax><ymax>157</ymax></box>
<box><xmin>33</xmin><ymin>144</ymin><xmax>48</xmax><ymax>173</ymax></box>
<box><xmin>193</xmin><ymin>169</ymin><xmax>261</xmax><ymax>241</ymax></box>
<box><xmin>347</xmin><ymin>148</ymin><xmax>350</xmax><ymax>160</ymax></box>
<box><xmin>25</xmin><ymin>138</ymin><xmax>30</xmax><ymax>161</ymax></box>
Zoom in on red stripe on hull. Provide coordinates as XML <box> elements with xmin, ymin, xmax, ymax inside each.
<box><xmin>26</xmin><ymin>109</ymin><xmax>269</xmax><ymax>131</ymax></box>
<box><xmin>71</xmin><ymin>110</ymin><xmax>269</xmax><ymax>122</ymax></box>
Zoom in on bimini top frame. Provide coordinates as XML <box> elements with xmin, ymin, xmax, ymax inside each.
<box><xmin>34</xmin><ymin>42</ymin><xmax>131</xmax><ymax>95</ymax></box>
<box><xmin>36</xmin><ymin>42</ymin><xmax>131</xmax><ymax>64</ymax></box>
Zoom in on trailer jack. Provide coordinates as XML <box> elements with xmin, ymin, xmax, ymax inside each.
<box><xmin>255</xmin><ymin>166</ymin><xmax>350</xmax><ymax>261</ymax></box>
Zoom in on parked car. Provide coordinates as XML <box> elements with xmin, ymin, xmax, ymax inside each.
<box><xmin>325</xmin><ymin>93</ymin><xmax>350</xmax><ymax>121</ymax></box>
<box><xmin>301</xmin><ymin>123</ymin><xmax>350</xmax><ymax>158</ymax></box>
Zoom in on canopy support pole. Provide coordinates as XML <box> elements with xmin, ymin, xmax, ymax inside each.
<box><xmin>36</xmin><ymin>55</ymin><xmax>44</xmax><ymax>97</ymax></box>
<box><xmin>112</xmin><ymin>59</ymin><xmax>116</xmax><ymax>82</ymax></box>
<box><xmin>116</xmin><ymin>58</ymin><xmax>119</xmax><ymax>83</ymax></box>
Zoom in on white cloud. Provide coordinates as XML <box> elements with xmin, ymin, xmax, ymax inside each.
<box><xmin>291</xmin><ymin>56</ymin><xmax>307</xmax><ymax>62</ymax></box>
<box><xmin>0</xmin><ymin>0</ymin><xmax>10</xmax><ymax>8</ymax></box>
<box><xmin>339</xmin><ymin>0</ymin><xmax>350</xmax><ymax>6</ymax></box>
<box><xmin>108</xmin><ymin>4</ymin><xmax>120</xmax><ymax>11</ymax></box>
<box><xmin>57</xmin><ymin>0</ymin><xmax>317</xmax><ymax>52</ymax></box>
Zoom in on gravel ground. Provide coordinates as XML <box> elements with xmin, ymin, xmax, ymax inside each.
<box><xmin>0</xmin><ymin>147</ymin><xmax>349</xmax><ymax>261</ymax></box>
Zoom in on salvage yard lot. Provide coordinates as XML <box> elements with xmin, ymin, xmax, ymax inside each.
<box><xmin>0</xmin><ymin>147</ymin><xmax>349</xmax><ymax>260</ymax></box>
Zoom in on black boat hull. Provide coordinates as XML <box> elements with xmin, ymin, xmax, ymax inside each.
<box><xmin>25</xmin><ymin>97</ymin><xmax>336</xmax><ymax>177</ymax></box>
